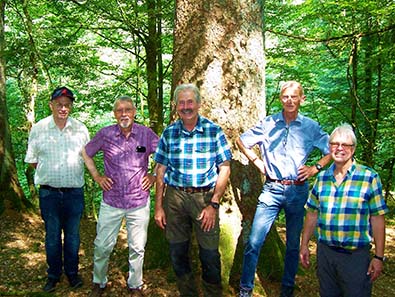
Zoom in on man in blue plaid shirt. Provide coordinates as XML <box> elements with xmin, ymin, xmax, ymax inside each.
<box><xmin>300</xmin><ymin>123</ymin><xmax>388</xmax><ymax>297</ymax></box>
<box><xmin>154</xmin><ymin>83</ymin><xmax>232</xmax><ymax>297</ymax></box>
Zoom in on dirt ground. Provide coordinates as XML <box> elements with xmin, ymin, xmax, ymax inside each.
<box><xmin>0</xmin><ymin>210</ymin><xmax>394</xmax><ymax>297</ymax></box>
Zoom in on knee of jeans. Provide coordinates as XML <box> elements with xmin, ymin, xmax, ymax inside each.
<box><xmin>94</xmin><ymin>242</ymin><xmax>115</xmax><ymax>258</ymax></box>
<box><xmin>169</xmin><ymin>241</ymin><xmax>191</xmax><ymax>277</ymax></box>
<box><xmin>199</xmin><ymin>246</ymin><xmax>221</xmax><ymax>284</ymax></box>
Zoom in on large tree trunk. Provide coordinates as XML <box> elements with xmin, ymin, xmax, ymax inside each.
<box><xmin>172</xmin><ymin>0</ymin><xmax>284</xmax><ymax>292</ymax></box>
<box><xmin>0</xmin><ymin>0</ymin><xmax>32</xmax><ymax>214</ymax></box>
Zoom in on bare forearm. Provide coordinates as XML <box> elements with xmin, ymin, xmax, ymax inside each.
<box><xmin>236</xmin><ymin>137</ymin><xmax>259</xmax><ymax>163</ymax></box>
<box><xmin>211</xmin><ymin>161</ymin><xmax>231</xmax><ymax>203</ymax></box>
<box><xmin>82</xmin><ymin>148</ymin><xmax>100</xmax><ymax>179</ymax></box>
<box><xmin>155</xmin><ymin>164</ymin><xmax>167</xmax><ymax>208</ymax></box>
<box><xmin>317</xmin><ymin>154</ymin><xmax>332</xmax><ymax>168</ymax></box>
<box><xmin>301</xmin><ymin>211</ymin><xmax>318</xmax><ymax>248</ymax></box>
<box><xmin>371</xmin><ymin>215</ymin><xmax>386</xmax><ymax>257</ymax></box>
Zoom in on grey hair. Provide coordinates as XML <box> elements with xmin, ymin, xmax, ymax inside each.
<box><xmin>113</xmin><ymin>95</ymin><xmax>136</xmax><ymax>111</ymax></box>
<box><xmin>280</xmin><ymin>80</ymin><xmax>304</xmax><ymax>97</ymax></box>
<box><xmin>329</xmin><ymin>123</ymin><xmax>357</xmax><ymax>147</ymax></box>
<box><xmin>173</xmin><ymin>83</ymin><xmax>201</xmax><ymax>104</ymax></box>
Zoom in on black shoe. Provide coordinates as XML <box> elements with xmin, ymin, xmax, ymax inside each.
<box><xmin>68</xmin><ymin>274</ymin><xmax>83</xmax><ymax>289</ymax></box>
<box><xmin>43</xmin><ymin>278</ymin><xmax>59</xmax><ymax>292</ymax></box>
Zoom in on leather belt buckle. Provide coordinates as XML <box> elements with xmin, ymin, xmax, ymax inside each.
<box><xmin>266</xmin><ymin>178</ymin><xmax>305</xmax><ymax>186</ymax></box>
<box><xmin>175</xmin><ymin>186</ymin><xmax>212</xmax><ymax>193</ymax></box>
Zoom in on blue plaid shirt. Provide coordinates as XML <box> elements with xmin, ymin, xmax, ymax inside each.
<box><xmin>154</xmin><ymin>116</ymin><xmax>232</xmax><ymax>188</ymax></box>
<box><xmin>306</xmin><ymin>162</ymin><xmax>388</xmax><ymax>249</ymax></box>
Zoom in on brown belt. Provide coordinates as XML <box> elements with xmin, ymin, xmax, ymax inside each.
<box><xmin>173</xmin><ymin>186</ymin><xmax>213</xmax><ymax>193</ymax></box>
<box><xmin>266</xmin><ymin>178</ymin><xmax>305</xmax><ymax>186</ymax></box>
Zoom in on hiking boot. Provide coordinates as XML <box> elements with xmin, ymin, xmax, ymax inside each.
<box><xmin>89</xmin><ymin>283</ymin><xmax>105</xmax><ymax>297</ymax></box>
<box><xmin>130</xmin><ymin>287</ymin><xmax>145</xmax><ymax>297</ymax></box>
<box><xmin>68</xmin><ymin>274</ymin><xmax>83</xmax><ymax>289</ymax></box>
<box><xmin>43</xmin><ymin>278</ymin><xmax>59</xmax><ymax>292</ymax></box>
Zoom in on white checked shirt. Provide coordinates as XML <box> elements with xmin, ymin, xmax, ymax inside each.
<box><xmin>25</xmin><ymin>115</ymin><xmax>90</xmax><ymax>188</ymax></box>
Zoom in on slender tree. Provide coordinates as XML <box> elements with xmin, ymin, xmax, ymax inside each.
<box><xmin>0</xmin><ymin>0</ymin><xmax>32</xmax><ymax>214</ymax></box>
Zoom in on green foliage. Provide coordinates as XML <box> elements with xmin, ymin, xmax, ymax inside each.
<box><xmin>265</xmin><ymin>0</ymin><xmax>395</xmax><ymax>191</ymax></box>
<box><xmin>4</xmin><ymin>0</ymin><xmax>174</xmax><ymax>213</ymax></box>
<box><xmin>4</xmin><ymin>0</ymin><xmax>395</xmax><ymax>214</ymax></box>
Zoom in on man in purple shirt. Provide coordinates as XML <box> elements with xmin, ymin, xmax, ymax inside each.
<box><xmin>82</xmin><ymin>96</ymin><xmax>159</xmax><ymax>297</ymax></box>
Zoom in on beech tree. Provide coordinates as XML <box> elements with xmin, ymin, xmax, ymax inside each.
<box><xmin>171</xmin><ymin>0</ymin><xmax>285</xmax><ymax>292</ymax></box>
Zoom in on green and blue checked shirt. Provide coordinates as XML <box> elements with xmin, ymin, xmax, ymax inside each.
<box><xmin>154</xmin><ymin>116</ymin><xmax>232</xmax><ymax>188</ymax></box>
<box><xmin>306</xmin><ymin>162</ymin><xmax>388</xmax><ymax>249</ymax></box>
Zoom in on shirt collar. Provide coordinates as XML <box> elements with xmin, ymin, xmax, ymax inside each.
<box><xmin>115</xmin><ymin>124</ymin><xmax>136</xmax><ymax>138</ymax></box>
<box><xmin>275</xmin><ymin>111</ymin><xmax>303</xmax><ymax>125</ymax></box>
<box><xmin>49</xmin><ymin>115</ymin><xmax>72</xmax><ymax>130</ymax></box>
<box><xmin>178</xmin><ymin>115</ymin><xmax>204</xmax><ymax>136</ymax></box>
<box><xmin>328</xmin><ymin>160</ymin><xmax>356</xmax><ymax>177</ymax></box>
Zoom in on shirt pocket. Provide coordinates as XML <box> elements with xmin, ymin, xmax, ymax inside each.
<box><xmin>195</xmin><ymin>143</ymin><xmax>216</xmax><ymax>168</ymax></box>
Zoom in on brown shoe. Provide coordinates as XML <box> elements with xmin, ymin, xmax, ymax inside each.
<box><xmin>130</xmin><ymin>288</ymin><xmax>144</xmax><ymax>297</ymax></box>
<box><xmin>89</xmin><ymin>283</ymin><xmax>105</xmax><ymax>297</ymax></box>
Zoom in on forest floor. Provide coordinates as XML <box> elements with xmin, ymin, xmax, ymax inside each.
<box><xmin>0</xmin><ymin>209</ymin><xmax>394</xmax><ymax>297</ymax></box>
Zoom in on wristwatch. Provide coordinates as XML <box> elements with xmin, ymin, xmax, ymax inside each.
<box><xmin>373</xmin><ymin>255</ymin><xmax>386</xmax><ymax>262</ymax></box>
<box><xmin>315</xmin><ymin>163</ymin><xmax>323</xmax><ymax>171</ymax></box>
<box><xmin>209</xmin><ymin>201</ymin><xmax>220</xmax><ymax>209</ymax></box>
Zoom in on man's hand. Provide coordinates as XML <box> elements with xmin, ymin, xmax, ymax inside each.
<box><xmin>197</xmin><ymin>206</ymin><xmax>217</xmax><ymax>232</ymax></box>
<box><xmin>154</xmin><ymin>206</ymin><xmax>167</xmax><ymax>229</ymax></box>
<box><xmin>299</xmin><ymin>245</ymin><xmax>311</xmax><ymax>269</ymax></box>
<box><xmin>367</xmin><ymin>258</ymin><xmax>384</xmax><ymax>282</ymax></box>
<box><xmin>142</xmin><ymin>174</ymin><xmax>156</xmax><ymax>191</ymax></box>
<box><xmin>297</xmin><ymin>165</ymin><xmax>318</xmax><ymax>181</ymax></box>
<box><xmin>94</xmin><ymin>175</ymin><xmax>113</xmax><ymax>191</ymax></box>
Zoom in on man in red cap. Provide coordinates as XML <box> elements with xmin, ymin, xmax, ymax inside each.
<box><xmin>25</xmin><ymin>86</ymin><xmax>90</xmax><ymax>292</ymax></box>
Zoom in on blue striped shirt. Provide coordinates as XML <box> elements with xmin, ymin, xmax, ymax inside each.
<box><xmin>240</xmin><ymin>112</ymin><xmax>329</xmax><ymax>180</ymax></box>
<box><xmin>154</xmin><ymin>116</ymin><xmax>232</xmax><ymax>188</ymax></box>
<box><xmin>306</xmin><ymin>162</ymin><xmax>388</xmax><ymax>249</ymax></box>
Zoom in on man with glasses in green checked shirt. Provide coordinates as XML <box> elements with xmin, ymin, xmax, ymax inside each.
<box><xmin>300</xmin><ymin>123</ymin><xmax>388</xmax><ymax>297</ymax></box>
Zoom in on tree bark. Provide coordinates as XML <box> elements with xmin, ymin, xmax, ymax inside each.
<box><xmin>0</xmin><ymin>0</ymin><xmax>32</xmax><ymax>214</ymax></box>
<box><xmin>145</xmin><ymin>0</ymin><xmax>163</xmax><ymax>134</ymax></box>
<box><xmin>172</xmin><ymin>0</ymin><xmax>284</xmax><ymax>291</ymax></box>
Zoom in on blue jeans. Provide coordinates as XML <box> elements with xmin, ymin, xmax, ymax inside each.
<box><xmin>39</xmin><ymin>187</ymin><xmax>84</xmax><ymax>280</ymax></box>
<box><xmin>240</xmin><ymin>181</ymin><xmax>308</xmax><ymax>290</ymax></box>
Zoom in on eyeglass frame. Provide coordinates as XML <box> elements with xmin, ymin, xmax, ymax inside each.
<box><xmin>329</xmin><ymin>142</ymin><xmax>355</xmax><ymax>149</ymax></box>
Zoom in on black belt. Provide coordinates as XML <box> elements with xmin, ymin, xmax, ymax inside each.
<box><xmin>172</xmin><ymin>186</ymin><xmax>213</xmax><ymax>194</ymax></box>
<box><xmin>40</xmin><ymin>185</ymin><xmax>75</xmax><ymax>192</ymax></box>
<box><xmin>328</xmin><ymin>245</ymin><xmax>353</xmax><ymax>254</ymax></box>
<box><xmin>266</xmin><ymin>177</ymin><xmax>305</xmax><ymax>186</ymax></box>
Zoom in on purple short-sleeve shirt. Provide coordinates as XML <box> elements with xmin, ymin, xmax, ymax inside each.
<box><xmin>85</xmin><ymin>124</ymin><xmax>159</xmax><ymax>209</ymax></box>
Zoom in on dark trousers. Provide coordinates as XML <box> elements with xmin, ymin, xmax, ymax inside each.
<box><xmin>317</xmin><ymin>242</ymin><xmax>372</xmax><ymax>297</ymax></box>
<box><xmin>39</xmin><ymin>187</ymin><xmax>84</xmax><ymax>280</ymax></box>
<box><xmin>164</xmin><ymin>186</ymin><xmax>222</xmax><ymax>296</ymax></box>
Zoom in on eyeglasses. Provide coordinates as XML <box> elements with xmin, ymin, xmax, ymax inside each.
<box><xmin>115</xmin><ymin>108</ymin><xmax>134</xmax><ymax>114</ymax></box>
<box><xmin>329</xmin><ymin>142</ymin><xmax>355</xmax><ymax>149</ymax></box>
<box><xmin>51</xmin><ymin>102</ymin><xmax>72</xmax><ymax>110</ymax></box>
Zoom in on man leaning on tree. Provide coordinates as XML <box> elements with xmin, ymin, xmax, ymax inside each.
<box><xmin>237</xmin><ymin>81</ymin><xmax>331</xmax><ymax>297</ymax></box>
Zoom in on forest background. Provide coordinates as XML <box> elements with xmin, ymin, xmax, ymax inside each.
<box><xmin>0</xmin><ymin>0</ymin><xmax>395</xmax><ymax>296</ymax></box>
